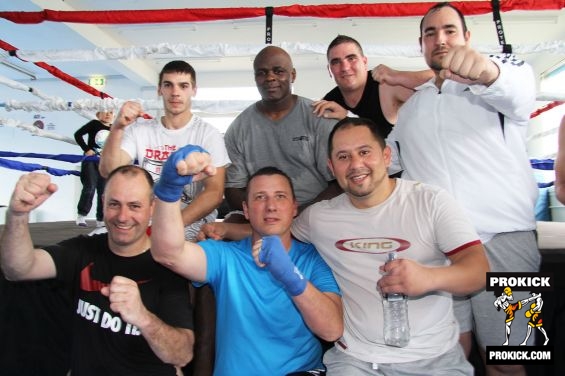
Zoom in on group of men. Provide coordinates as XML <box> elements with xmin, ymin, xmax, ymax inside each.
<box><xmin>0</xmin><ymin>2</ymin><xmax>541</xmax><ymax>376</ymax></box>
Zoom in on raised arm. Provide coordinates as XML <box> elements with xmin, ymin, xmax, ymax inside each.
<box><xmin>372</xmin><ymin>65</ymin><xmax>434</xmax><ymax>125</ymax></box>
<box><xmin>372</xmin><ymin>65</ymin><xmax>433</xmax><ymax>90</ymax></box>
<box><xmin>101</xmin><ymin>275</ymin><xmax>194</xmax><ymax>367</ymax></box>
<box><xmin>150</xmin><ymin>144</ymin><xmax>216</xmax><ymax>281</ymax></box>
<box><xmin>0</xmin><ymin>173</ymin><xmax>58</xmax><ymax>281</ymax></box>
<box><xmin>253</xmin><ymin>236</ymin><xmax>343</xmax><ymax>341</ymax></box>
<box><xmin>99</xmin><ymin>101</ymin><xmax>141</xmax><ymax>177</ymax></box>
<box><xmin>378</xmin><ymin>243</ymin><xmax>489</xmax><ymax>297</ymax></box>
<box><xmin>180</xmin><ymin>166</ymin><xmax>225</xmax><ymax>227</ymax></box>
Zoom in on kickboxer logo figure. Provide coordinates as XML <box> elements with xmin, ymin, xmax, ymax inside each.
<box><xmin>493</xmin><ymin>287</ymin><xmax>541</xmax><ymax>346</ymax></box>
<box><xmin>520</xmin><ymin>292</ymin><xmax>549</xmax><ymax>346</ymax></box>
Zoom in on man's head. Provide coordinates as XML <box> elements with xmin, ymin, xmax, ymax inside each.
<box><xmin>326</xmin><ymin>35</ymin><xmax>368</xmax><ymax>93</ymax></box>
<box><xmin>253</xmin><ymin>46</ymin><xmax>296</xmax><ymax>104</ymax></box>
<box><xmin>328</xmin><ymin>117</ymin><xmax>391</xmax><ymax>208</ymax></box>
<box><xmin>96</xmin><ymin>111</ymin><xmax>114</xmax><ymax>125</ymax></box>
<box><xmin>243</xmin><ymin>166</ymin><xmax>297</xmax><ymax>238</ymax></box>
<box><xmin>158</xmin><ymin>60</ymin><xmax>197</xmax><ymax>87</ymax></box>
<box><xmin>157</xmin><ymin>60</ymin><xmax>198</xmax><ymax>116</ymax></box>
<box><xmin>419</xmin><ymin>2</ymin><xmax>470</xmax><ymax>72</ymax></box>
<box><xmin>103</xmin><ymin>165</ymin><xmax>154</xmax><ymax>252</ymax></box>
<box><xmin>503</xmin><ymin>286</ymin><xmax>513</xmax><ymax>298</ymax></box>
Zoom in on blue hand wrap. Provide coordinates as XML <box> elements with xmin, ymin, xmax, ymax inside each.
<box><xmin>153</xmin><ymin>144</ymin><xmax>207</xmax><ymax>202</ymax></box>
<box><xmin>260</xmin><ymin>235</ymin><xmax>307</xmax><ymax>296</ymax></box>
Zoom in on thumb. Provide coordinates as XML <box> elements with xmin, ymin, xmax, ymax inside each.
<box><xmin>100</xmin><ymin>286</ymin><xmax>110</xmax><ymax>297</ymax></box>
<box><xmin>260</xmin><ymin>235</ymin><xmax>282</xmax><ymax>264</ymax></box>
<box><xmin>259</xmin><ymin>242</ymin><xmax>270</xmax><ymax>265</ymax></box>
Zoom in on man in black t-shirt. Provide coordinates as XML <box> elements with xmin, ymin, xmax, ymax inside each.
<box><xmin>0</xmin><ymin>165</ymin><xmax>194</xmax><ymax>375</ymax></box>
<box><xmin>312</xmin><ymin>35</ymin><xmax>432</xmax><ymax>139</ymax></box>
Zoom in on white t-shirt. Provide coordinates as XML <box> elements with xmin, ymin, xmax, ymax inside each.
<box><xmin>292</xmin><ymin>179</ymin><xmax>480</xmax><ymax>363</ymax></box>
<box><xmin>122</xmin><ymin>115</ymin><xmax>230</xmax><ymax>239</ymax></box>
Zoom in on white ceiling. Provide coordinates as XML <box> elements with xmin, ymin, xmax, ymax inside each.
<box><xmin>1</xmin><ymin>0</ymin><xmax>564</xmax><ymax>98</ymax></box>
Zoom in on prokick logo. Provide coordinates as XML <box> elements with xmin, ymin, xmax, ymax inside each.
<box><xmin>485</xmin><ymin>272</ymin><xmax>554</xmax><ymax>365</ymax></box>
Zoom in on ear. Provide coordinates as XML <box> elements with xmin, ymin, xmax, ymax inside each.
<box><xmin>149</xmin><ymin>198</ymin><xmax>156</xmax><ymax>217</ymax></box>
<box><xmin>193</xmin><ymin>84</ymin><xmax>198</xmax><ymax>97</ymax></box>
<box><xmin>327</xmin><ymin>64</ymin><xmax>333</xmax><ymax>79</ymax></box>
<box><xmin>464</xmin><ymin>30</ymin><xmax>471</xmax><ymax>44</ymax></box>
<box><xmin>419</xmin><ymin>36</ymin><xmax>423</xmax><ymax>52</ymax></box>
<box><xmin>383</xmin><ymin>145</ymin><xmax>392</xmax><ymax>168</ymax></box>
<box><xmin>242</xmin><ymin>200</ymin><xmax>250</xmax><ymax>220</ymax></box>
<box><xmin>327</xmin><ymin>158</ymin><xmax>335</xmax><ymax>177</ymax></box>
<box><xmin>291</xmin><ymin>68</ymin><xmax>297</xmax><ymax>84</ymax></box>
<box><xmin>157</xmin><ymin>84</ymin><xmax>163</xmax><ymax>97</ymax></box>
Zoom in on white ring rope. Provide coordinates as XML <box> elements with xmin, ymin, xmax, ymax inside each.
<box><xmin>0</xmin><ymin>75</ymin><xmax>95</xmax><ymax>121</ymax></box>
<box><xmin>0</xmin><ymin>98</ymin><xmax>258</xmax><ymax>115</ymax></box>
<box><xmin>0</xmin><ymin>117</ymin><xmax>77</xmax><ymax>145</ymax></box>
<box><xmin>12</xmin><ymin>41</ymin><xmax>565</xmax><ymax>62</ymax></box>
<box><xmin>2</xmin><ymin>93</ymin><xmax>562</xmax><ymax>115</ymax></box>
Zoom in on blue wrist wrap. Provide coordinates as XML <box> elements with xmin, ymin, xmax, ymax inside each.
<box><xmin>260</xmin><ymin>235</ymin><xmax>307</xmax><ymax>296</ymax></box>
<box><xmin>153</xmin><ymin>144</ymin><xmax>207</xmax><ymax>202</ymax></box>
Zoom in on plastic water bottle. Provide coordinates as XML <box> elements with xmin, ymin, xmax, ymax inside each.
<box><xmin>382</xmin><ymin>252</ymin><xmax>410</xmax><ymax>347</ymax></box>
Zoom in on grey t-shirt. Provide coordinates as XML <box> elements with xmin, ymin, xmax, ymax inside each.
<box><xmin>225</xmin><ymin>96</ymin><xmax>337</xmax><ymax>206</ymax></box>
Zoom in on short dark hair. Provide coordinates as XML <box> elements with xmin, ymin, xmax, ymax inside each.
<box><xmin>107</xmin><ymin>165</ymin><xmax>154</xmax><ymax>191</ymax></box>
<box><xmin>158</xmin><ymin>60</ymin><xmax>196</xmax><ymax>86</ymax></box>
<box><xmin>327</xmin><ymin>34</ymin><xmax>364</xmax><ymax>59</ymax></box>
<box><xmin>246</xmin><ymin>166</ymin><xmax>296</xmax><ymax>201</ymax></box>
<box><xmin>420</xmin><ymin>2</ymin><xmax>468</xmax><ymax>37</ymax></box>
<box><xmin>328</xmin><ymin>117</ymin><xmax>386</xmax><ymax>157</ymax></box>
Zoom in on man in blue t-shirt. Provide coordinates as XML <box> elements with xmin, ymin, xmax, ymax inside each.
<box><xmin>151</xmin><ymin>145</ymin><xmax>343</xmax><ymax>376</ymax></box>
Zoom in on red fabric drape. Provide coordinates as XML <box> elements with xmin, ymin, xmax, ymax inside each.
<box><xmin>1</xmin><ymin>1</ymin><xmax>563</xmax><ymax>25</ymax></box>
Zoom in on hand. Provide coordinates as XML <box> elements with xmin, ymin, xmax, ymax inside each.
<box><xmin>371</xmin><ymin>64</ymin><xmax>397</xmax><ymax>85</ymax></box>
<box><xmin>196</xmin><ymin>222</ymin><xmax>227</xmax><ymax>241</ymax></box>
<box><xmin>9</xmin><ymin>173</ymin><xmax>57</xmax><ymax>216</ymax></box>
<box><xmin>440</xmin><ymin>45</ymin><xmax>499</xmax><ymax>86</ymax></box>
<box><xmin>311</xmin><ymin>100</ymin><xmax>348</xmax><ymax>120</ymax></box>
<box><xmin>153</xmin><ymin>144</ymin><xmax>216</xmax><ymax>202</ymax></box>
<box><xmin>377</xmin><ymin>256</ymin><xmax>434</xmax><ymax>297</ymax></box>
<box><xmin>100</xmin><ymin>276</ymin><xmax>149</xmax><ymax>327</ymax></box>
<box><xmin>113</xmin><ymin>101</ymin><xmax>146</xmax><ymax>130</ymax></box>
<box><xmin>256</xmin><ymin>236</ymin><xmax>307</xmax><ymax>296</ymax></box>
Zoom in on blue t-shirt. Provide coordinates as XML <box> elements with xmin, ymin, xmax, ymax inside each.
<box><xmin>197</xmin><ymin>237</ymin><xmax>340</xmax><ymax>376</ymax></box>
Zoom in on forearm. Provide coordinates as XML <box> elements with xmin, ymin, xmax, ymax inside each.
<box><xmin>180</xmin><ymin>189</ymin><xmax>223</xmax><ymax>227</ymax></box>
<box><xmin>1</xmin><ymin>211</ymin><xmax>37</xmax><ymax>280</ymax></box>
<box><xmin>99</xmin><ymin>128</ymin><xmax>127</xmax><ymax>177</ymax></box>
<box><xmin>293</xmin><ymin>287</ymin><xmax>343</xmax><ymax>341</ymax></box>
<box><xmin>151</xmin><ymin>200</ymin><xmax>186</xmax><ymax>266</ymax></box>
<box><xmin>433</xmin><ymin>247</ymin><xmax>489</xmax><ymax>296</ymax></box>
<box><xmin>138</xmin><ymin>311</ymin><xmax>194</xmax><ymax>367</ymax></box>
<box><xmin>394</xmin><ymin>69</ymin><xmax>434</xmax><ymax>89</ymax></box>
<box><xmin>478</xmin><ymin>58</ymin><xmax>535</xmax><ymax>122</ymax></box>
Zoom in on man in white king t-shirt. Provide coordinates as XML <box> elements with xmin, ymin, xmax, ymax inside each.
<box><xmin>291</xmin><ymin>117</ymin><xmax>489</xmax><ymax>375</ymax></box>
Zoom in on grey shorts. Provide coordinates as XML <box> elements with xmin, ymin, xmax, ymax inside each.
<box><xmin>453</xmin><ymin>231</ymin><xmax>541</xmax><ymax>349</ymax></box>
<box><xmin>324</xmin><ymin>343</ymin><xmax>472</xmax><ymax>376</ymax></box>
